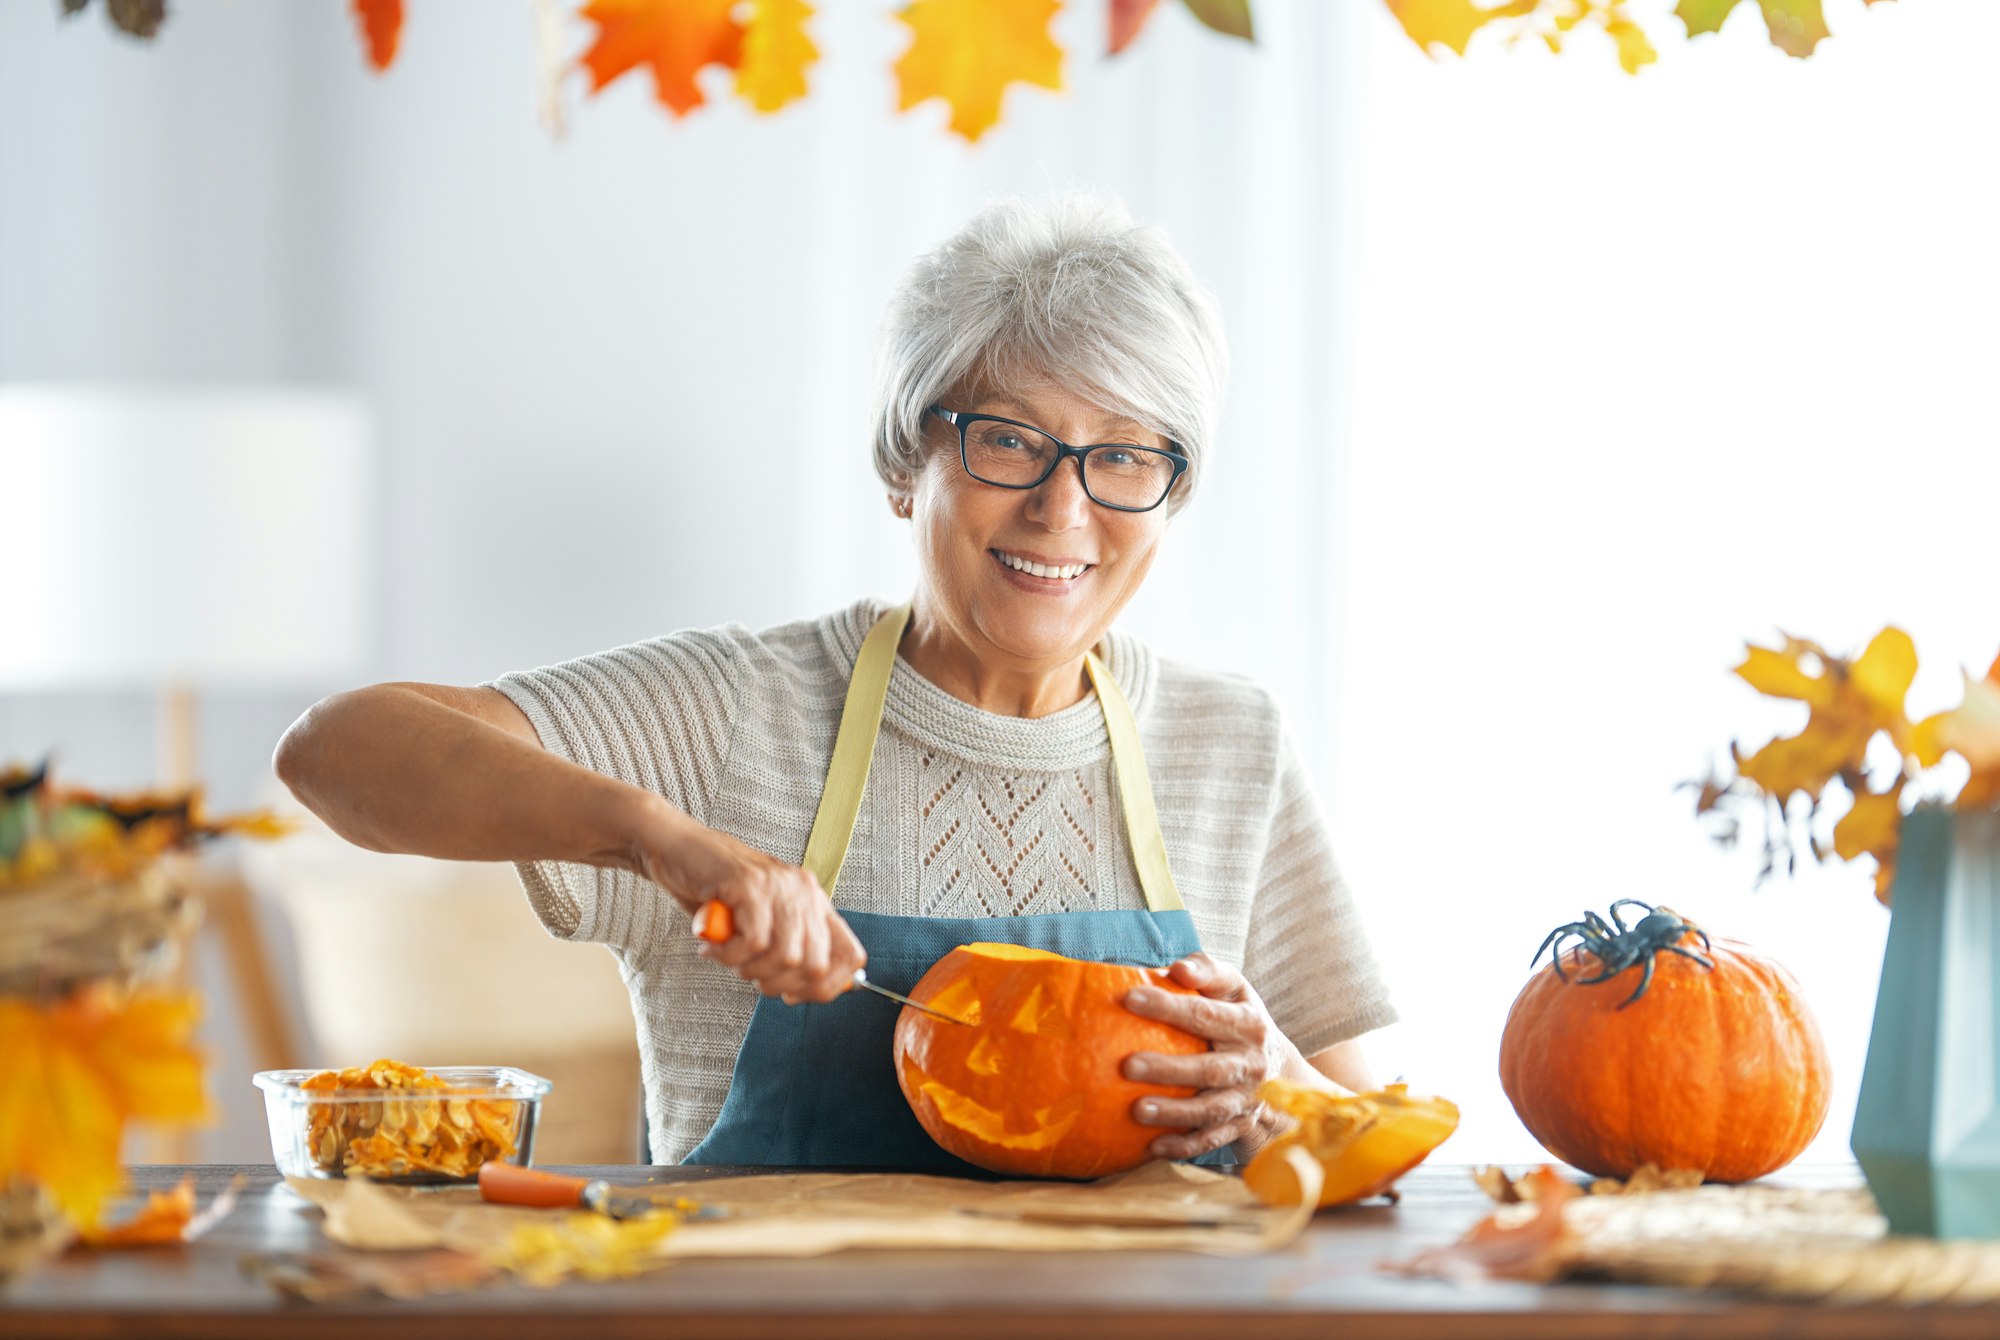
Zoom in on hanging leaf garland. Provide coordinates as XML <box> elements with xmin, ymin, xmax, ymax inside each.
<box><xmin>1111</xmin><ymin>0</ymin><xmax>1255</xmax><ymax>56</ymax></box>
<box><xmin>893</xmin><ymin>0</ymin><xmax>1065</xmax><ymax>143</ymax></box>
<box><xmin>737</xmin><ymin>0</ymin><xmax>820</xmax><ymax>113</ymax></box>
<box><xmin>578</xmin><ymin>0</ymin><xmax>746</xmax><ymax>118</ymax></box>
<box><xmin>351</xmin><ymin>0</ymin><xmax>404</xmax><ymax>73</ymax></box>
<box><xmin>1108</xmin><ymin>0</ymin><xmax>1164</xmax><ymax>55</ymax></box>
<box><xmin>51</xmin><ymin>0</ymin><xmax>1918</xmax><ymax>138</ymax></box>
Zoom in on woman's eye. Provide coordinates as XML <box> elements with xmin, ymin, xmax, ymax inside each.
<box><xmin>1099</xmin><ymin>448</ymin><xmax>1136</xmax><ymax>467</ymax></box>
<box><xmin>992</xmin><ymin>434</ymin><xmax>1027</xmax><ymax>451</ymax></box>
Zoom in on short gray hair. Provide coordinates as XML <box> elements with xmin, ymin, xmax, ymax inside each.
<box><xmin>869</xmin><ymin>195</ymin><xmax>1228</xmax><ymax>511</ymax></box>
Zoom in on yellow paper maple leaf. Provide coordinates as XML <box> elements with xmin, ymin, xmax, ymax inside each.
<box><xmin>0</xmin><ymin>988</ymin><xmax>209</xmax><ymax>1227</ymax></box>
<box><xmin>894</xmin><ymin>0</ymin><xmax>1064</xmax><ymax>143</ymax></box>
<box><xmin>1914</xmin><ymin>652</ymin><xmax>2000</xmax><ymax>812</ymax></box>
<box><xmin>1387</xmin><ymin>0</ymin><xmax>1526</xmax><ymax>57</ymax></box>
<box><xmin>736</xmin><ymin>0</ymin><xmax>818</xmax><ymax>113</ymax></box>
<box><xmin>579</xmin><ymin>0</ymin><xmax>744</xmax><ymax>119</ymax></box>
<box><xmin>1733</xmin><ymin>628</ymin><xmax>1915</xmax><ymax>804</ymax></box>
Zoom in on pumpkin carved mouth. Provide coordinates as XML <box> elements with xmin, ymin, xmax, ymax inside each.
<box><xmin>892</xmin><ymin>942</ymin><xmax>1206</xmax><ymax>1178</ymax></box>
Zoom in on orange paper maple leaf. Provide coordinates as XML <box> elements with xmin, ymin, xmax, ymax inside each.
<box><xmin>736</xmin><ymin>0</ymin><xmax>818</xmax><ymax>114</ymax></box>
<box><xmin>0</xmin><ymin>988</ymin><xmax>209</xmax><ymax>1227</ymax></box>
<box><xmin>895</xmin><ymin>0</ymin><xmax>1064</xmax><ymax>143</ymax></box>
<box><xmin>581</xmin><ymin>0</ymin><xmax>745</xmax><ymax>119</ymax></box>
<box><xmin>352</xmin><ymin>0</ymin><xmax>404</xmax><ymax>73</ymax></box>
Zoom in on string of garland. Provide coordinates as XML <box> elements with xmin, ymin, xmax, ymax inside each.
<box><xmin>60</xmin><ymin>0</ymin><xmax>1899</xmax><ymax>142</ymax></box>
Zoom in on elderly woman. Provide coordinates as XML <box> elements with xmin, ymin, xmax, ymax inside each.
<box><xmin>275</xmin><ymin>196</ymin><xmax>1395</xmax><ymax>1171</ymax></box>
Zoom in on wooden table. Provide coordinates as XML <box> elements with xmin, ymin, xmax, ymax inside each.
<box><xmin>2</xmin><ymin>1164</ymin><xmax>1992</xmax><ymax>1339</ymax></box>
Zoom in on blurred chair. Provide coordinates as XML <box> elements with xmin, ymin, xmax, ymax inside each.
<box><xmin>240</xmin><ymin>808</ymin><xmax>642</xmax><ymax>1165</ymax></box>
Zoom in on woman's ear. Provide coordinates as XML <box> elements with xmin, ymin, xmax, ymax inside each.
<box><xmin>888</xmin><ymin>493</ymin><xmax>912</xmax><ymax>519</ymax></box>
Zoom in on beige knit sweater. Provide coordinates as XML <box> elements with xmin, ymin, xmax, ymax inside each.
<box><xmin>491</xmin><ymin>598</ymin><xmax>1396</xmax><ymax>1164</ymax></box>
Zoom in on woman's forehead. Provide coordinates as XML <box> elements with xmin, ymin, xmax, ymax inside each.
<box><xmin>947</xmin><ymin>377</ymin><xmax>1153</xmax><ymax>437</ymax></box>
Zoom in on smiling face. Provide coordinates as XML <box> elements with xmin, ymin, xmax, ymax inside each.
<box><xmin>899</xmin><ymin>380</ymin><xmax>1179</xmax><ymax>710</ymax></box>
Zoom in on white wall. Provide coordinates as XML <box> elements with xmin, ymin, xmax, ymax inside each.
<box><xmin>1332</xmin><ymin>0</ymin><xmax>2000</xmax><ymax>1163</ymax></box>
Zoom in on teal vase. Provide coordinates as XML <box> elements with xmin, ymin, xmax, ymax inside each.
<box><xmin>1852</xmin><ymin>804</ymin><xmax>2000</xmax><ymax>1239</ymax></box>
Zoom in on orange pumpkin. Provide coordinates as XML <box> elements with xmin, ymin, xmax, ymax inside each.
<box><xmin>892</xmin><ymin>943</ymin><xmax>1207</xmax><ymax>1178</ymax></box>
<box><xmin>1499</xmin><ymin>902</ymin><xmax>1831</xmax><ymax>1183</ymax></box>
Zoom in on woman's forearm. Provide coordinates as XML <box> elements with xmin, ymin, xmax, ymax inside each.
<box><xmin>273</xmin><ymin>684</ymin><xmax>674</xmax><ymax>871</ymax></box>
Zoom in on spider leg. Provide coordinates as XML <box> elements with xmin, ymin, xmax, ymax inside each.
<box><xmin>1619</xmin><ymin>951</ymin><xmax>1657</xmax><ymax>1008</ymax></box>
<box><xmin>1534</xmin><ymin>923</ymin><xmax>1594</xmax><ymax>972</ymax></box>
<box><xmin>1666</xmin><ymin>945</ymin><xmax>1714</xmax><ymax>970</ymax></box>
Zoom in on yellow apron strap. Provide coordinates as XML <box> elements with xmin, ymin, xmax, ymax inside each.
<box><xmin>1084</xmin><ymin>651</ymin><xmax>1184</xmax><ymax>914</ymax></box>
<box><xmin>803</xmin><ymin>602</ymin><xmax>1183</xmax><ymax>914</ymax></box>
<box><xmin>800</xmin><ymin>602</ymin><xmax>912</xmax><ymax>894</ymax></box>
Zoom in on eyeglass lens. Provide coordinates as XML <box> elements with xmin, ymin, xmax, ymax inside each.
<box><xmin>961</xmin><ymin>419</ymin><xmax>1174</xmax><ymax>510</ymax></box>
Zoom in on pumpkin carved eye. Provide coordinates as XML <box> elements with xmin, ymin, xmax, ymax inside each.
<box><xmin>892</xmin><ymin>943</ymin><xmax>1208</xmax><ymax>1179</ymax></box>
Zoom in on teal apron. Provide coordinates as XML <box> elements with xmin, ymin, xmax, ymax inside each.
<box><xmin>683</xmin><ymin>603</ymin><xmax>1206</xmax><ymax>1172</ymax></box>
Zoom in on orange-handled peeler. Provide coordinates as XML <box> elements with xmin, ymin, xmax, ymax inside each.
<box><xmin>692</xmin><ymin>900</ymin><xmax>969</xmax><ymax>1025</ymax></box>
<box><xmin>477</xmin><ymin>1161</ymin><xmax>659</xmax><ymax>1219</ymax></box>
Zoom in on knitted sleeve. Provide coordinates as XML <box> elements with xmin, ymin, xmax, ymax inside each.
<box><xmin>1240</xmin><ymin>723</ymin><xmax>1399</xmax><ymax>1061</ymax></box>
<box><xmin>484</xmin><ymin>627</ymin><xmax>746</xmax><ymax>952</ymax></box>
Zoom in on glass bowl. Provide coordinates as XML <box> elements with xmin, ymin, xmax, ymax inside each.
<box><xmin>253</xmin><ymin>1064</ymin><xmax>551</xmax><ymax>1184</ymax></box>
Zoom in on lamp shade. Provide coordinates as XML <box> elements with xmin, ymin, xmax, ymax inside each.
<box><xmin>0</xmin><ymin>385</ymin><xmax>372</xmax><ymax>689</ymax></box>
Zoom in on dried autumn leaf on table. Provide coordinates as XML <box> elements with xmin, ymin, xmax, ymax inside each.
<box><xmin>489</xmin><ymin>1210</ymin><xmax>681</xmax><ymax>1287</ymax></box>
<box><xmin>1677</xmin><ymin>0</ymin><xmax>1829</xmax><ymax>57</ymax></box>
<box><xmin>736</xmin><ymin>0</ymin><xmax>818</xmax><ymax>113</ymax></box>
<box><xmin>580</xmin><ymin>0</ymin><xmax>745</xmax><ymax>118</ymax></box>
<box><xmin>1392</xmin><ymin>1165</ymin><xmax>1578</xmax><ymax>1282</ymax></box>
<box><xmin>79</xmin><ymin>1179</ymin><xmax>194</xmax><ymax>1247</ymax></box>
<box><xmin>352</xmin><ymin>0</ymin><xmax>404</xmax><ymax>73</ymax></box>
<box><xmin>894</xmin><ymin>0</ymin><xmax>1063</xmax><ymax>143</ymax></box>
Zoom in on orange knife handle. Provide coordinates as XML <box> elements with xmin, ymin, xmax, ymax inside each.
<box><xmin>694</xmin><ymin>900</ymin><xmax>734</xmax><ymax>944</ymax></box>
<box><xmin>478</xmin><ymin>1160</ymin><xmax>588</xmax><ymax>1209</ymax></box>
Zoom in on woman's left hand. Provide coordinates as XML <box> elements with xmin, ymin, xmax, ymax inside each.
<box><xmin>1121</xmin><ymin>953</ymin><xmax>1291</xmax><ymax>1161</ymax></box>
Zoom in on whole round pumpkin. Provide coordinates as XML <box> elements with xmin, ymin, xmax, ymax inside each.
<box><xmin>1499</xmin><ymin>906</ymin><xmax>1831</xmax><ymax>1183</ymax></box>
<box><xmin>893</xmin><ymin>942</ymin><xmax>1207</xmax><ymax>1178</ymax></box>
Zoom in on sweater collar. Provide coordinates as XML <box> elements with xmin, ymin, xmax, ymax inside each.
<box><xmin>832</xmin><ymin>598</ymin><xmax>1155</xmax><ymax>770</ymax></box>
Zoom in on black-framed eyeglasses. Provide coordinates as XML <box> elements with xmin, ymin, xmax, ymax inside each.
<box><xmin>928</xmin><ymin>405</ymin><xmax>1189</xmax><ymax>514</ymax></box>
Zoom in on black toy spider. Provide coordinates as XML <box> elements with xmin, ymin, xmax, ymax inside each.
<box><xmin>1531</xmin><ymin>899</ymin><xmax>1714</xmax><ymax>1008</ymax></box>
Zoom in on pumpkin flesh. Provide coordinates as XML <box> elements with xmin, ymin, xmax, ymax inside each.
<box><xmin>1498</xmin><ymin>934</ymin><xmax>1830</xmax><ymax>1183</ymax></box>
<box><xmin>893</xmin><ymin>943</ymin><xmax>1207</xmax><ymax>1178</ymax></box>
<box><xmin>1242</xmin><ymin>1080</ymin><xmax>1460</xmax><ymax>1208</ymax></box>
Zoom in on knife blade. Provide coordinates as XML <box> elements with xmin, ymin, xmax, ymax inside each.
<box><xmin>695</xmin><ymin>900</ymin><xmax>971</xmax><ymax>1026</ymax></box>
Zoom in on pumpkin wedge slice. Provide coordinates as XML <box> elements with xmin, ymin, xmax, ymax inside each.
<box><xmin>1243</xmin><ymin>1080</ymin><xmax>1459</xmax><ymax>1208</ymax></box>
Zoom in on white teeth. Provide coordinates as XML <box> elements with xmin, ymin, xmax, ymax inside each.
<box><xmin>998</xmin><ymin>551</ymin><xmax>1088</xmax><ymax>580</ymax></box>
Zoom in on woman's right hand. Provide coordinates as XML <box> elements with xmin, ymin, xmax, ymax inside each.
<box><xmin>634</xmin><ymin>807</ymin><xmax>865</xmax><ymax>1005</ymax></box>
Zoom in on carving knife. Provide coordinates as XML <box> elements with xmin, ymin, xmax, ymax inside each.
<box><xmin>695</xmin><ymin>900</ymin><xmax>971</xmax><ymax>1026</ymax></box>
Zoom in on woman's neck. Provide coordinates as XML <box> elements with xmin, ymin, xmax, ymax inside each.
<box><xmin>897</xmin><ymin>599</ymin><xmax>1093</xmax><ymax>719</ymax></box>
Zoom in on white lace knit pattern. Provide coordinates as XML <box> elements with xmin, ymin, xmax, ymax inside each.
<box><xmin>490</xmin><ymin>599</ymin><xmax>1397</xmax><ymax>1165</ymax></box>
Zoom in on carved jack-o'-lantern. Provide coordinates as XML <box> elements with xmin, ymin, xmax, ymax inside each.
<box><xmin>892</xmin><ymin>943</ymin><xmax>1209</xmax><ymax>1179</ymax></box>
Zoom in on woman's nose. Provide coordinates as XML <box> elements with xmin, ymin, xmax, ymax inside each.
<box><xmin>1027</xmin><ymin>457</ymin><xmax>1092</xmax><ymax>527</ymax></box>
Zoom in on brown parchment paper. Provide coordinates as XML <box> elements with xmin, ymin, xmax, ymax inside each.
<box><xmin>285</xmin><ymin>1154</ymin><xmax>1321</xmax><ymax>1261</ymax></box>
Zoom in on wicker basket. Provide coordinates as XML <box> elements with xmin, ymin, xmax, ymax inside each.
<box><xmin>0</xmin><ymin>860</ymin><xmax>199</xmax><ymax>999</ymax></box>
